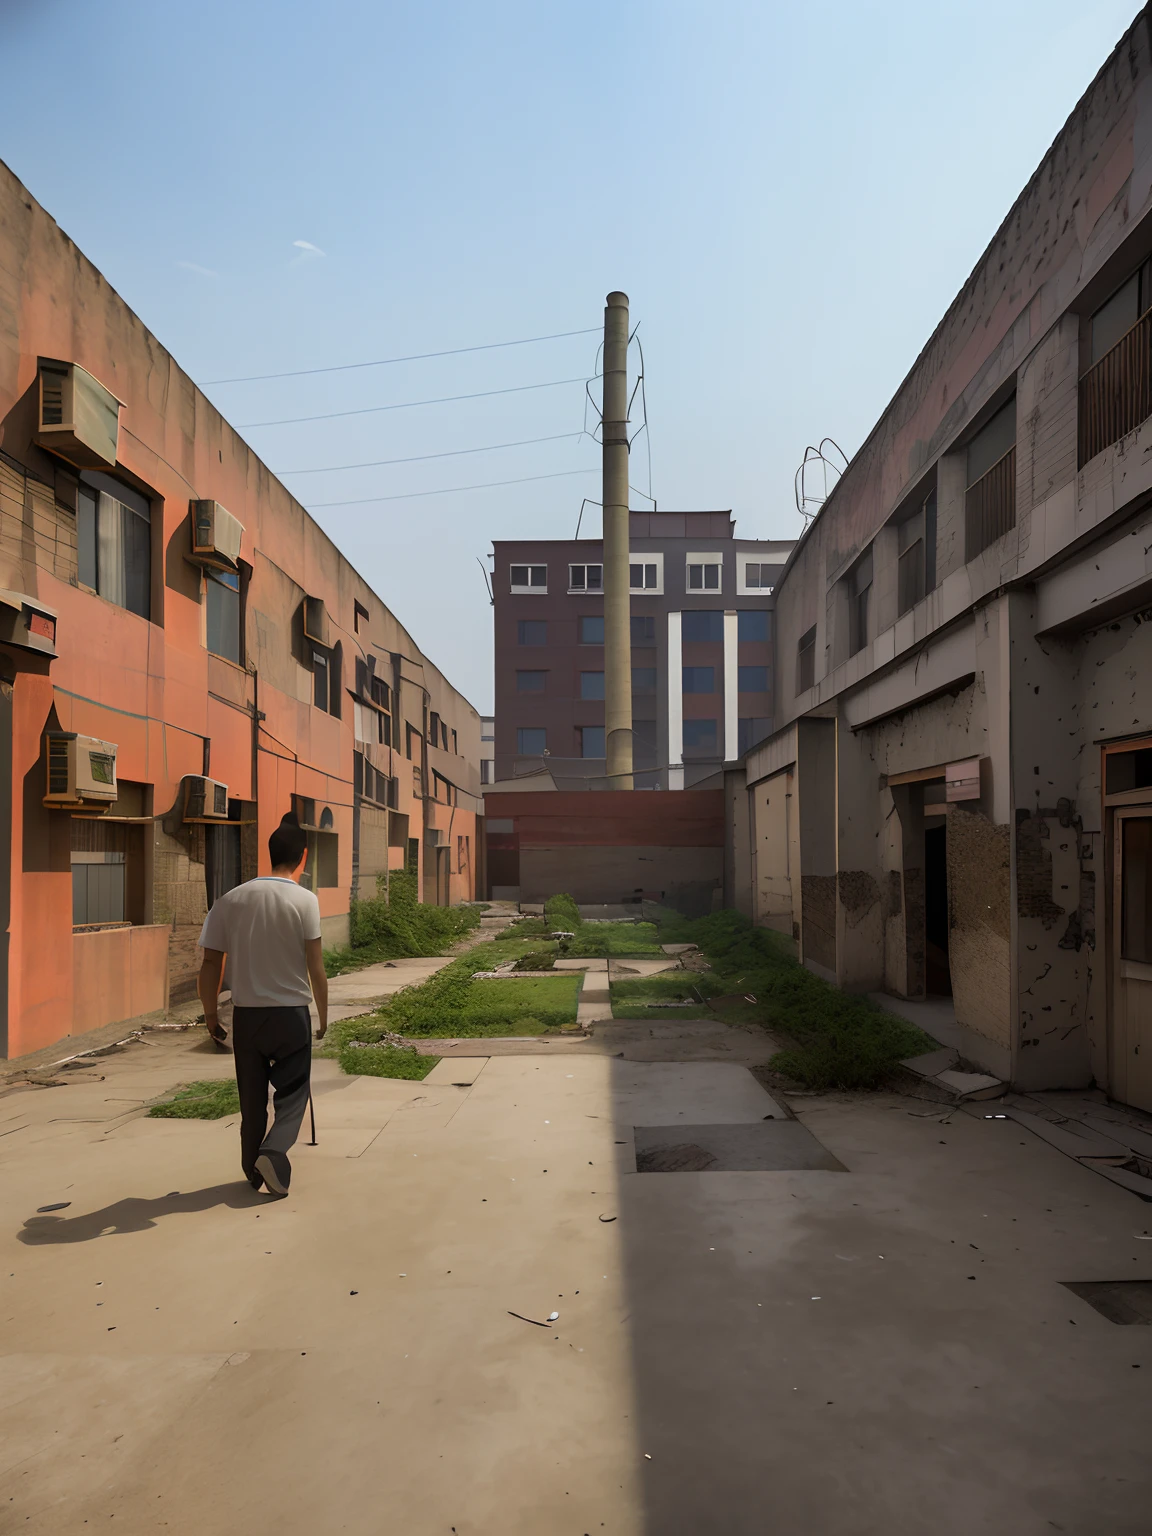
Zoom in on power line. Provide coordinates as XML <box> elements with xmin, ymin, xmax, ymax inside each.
<box><xmin>309</xmin><ymin>466</ymin><xmax>596</xmax><ymax>509</ymax></box>
<box><xmin>238</xmin><ymin>376</ymin><xmax>587</xmax><ymax>429</ymax></box>
<box><xmin>276</xmin><ymin>431</ymin><xmax>585</xmax><ymax>476</ymax></box>
<box><xmin>201</xmin><ymin>326</ymin><xmax>598</xmax><ymax>386</ymax></box>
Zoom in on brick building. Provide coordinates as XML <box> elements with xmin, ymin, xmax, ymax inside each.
<box><xmin>0</xmin><ymin>160</ymin><xmax>482</xmax><ymax>1059</ymax></box>
<box><xmin>729</xmin><ymin>9</ymin><xmax>1152</xmax><ymax>1109</ymax></box>
<box><xmin>490</xmin><ymin>513</ymin><xmax>793</xmax><ymax>789</ymax></box>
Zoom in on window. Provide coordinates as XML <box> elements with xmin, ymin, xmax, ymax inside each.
<box><xmin>738</xmin><ymin>717</ymin><xmax>773</xmax><ymax>755</ymax></box>
<box><xmin>569</xmin><ymin>563</ymin><xmax>603</xmax><ymax>592</ymax></box>
<box><xmin>898</xmin><ymin>488</ymin><xmax>937</xmax><ymax>615</ymax></box>
<box><xmin>687</xmin><ymin>560</ymin><xmax>721</xmax><ymax>590</ymax></box>
<box><xmin>480</xmin><ymin>759</ymin><xmax>494</xmax><ymax>785</ymax></box>
<box><xmin>510</xmin><ymin>564</ymin><xmax>547</xmax><ymax>593</ymax></box>
<box><xmin>451</xmin><ymin>728</ymin><xmax>457</xmax><ymax>755</ymax></box>
<box><xmin>518</xmin><ymin>619</ymin><xmax>547</xmax><ymax>645</ymax></box>
<box><xmin>579</xmin><ymin>615</ymin><xmax>604</xmax><ymax>644</ymax></box>
<box><xmin>1091</xmin><ymin>259</ymin><xmax>1152</xmax><ymax>365</ymax></box>
<box><xmin>429</xmin><ymin>710</ymin><xmax>441</xmax><ymax>742</ymax></box>
<box><xmin>370</xmin><ymin>676</ymin><xmax>390</xmax><ymax>711</ymax></box>
<box><xmin>965</xmin><ymin>399</ymin><xmax>1016</xmax><ymax>558</ymax></box>
<box><xmin>681</xmin><ymin>610</ymin><xmax>724</xmax><ymax>643</ymax></box>
<box><xmin>579</xmin><ymin>671</ymin><xmax>605</xmax><ymax>700</ymax></box>
<box><xmin>440</xmin><ymin>720</ymin><xmax>448</xmax><ymax>749</ymax></box>
<box><xmin>631</xmin><ymin>667</ymin><xmax>657</xmax><ymax>694</ymax></box>
<box><xmin>796</xmin><ymin>625</ymin><xmax>816</xmax><ymax>694</ymax></box>
<box><xmin>517</xmin><ymin>727</ymin><xmax>546</xmax><ymax>755</ymax></box>
<box><xmin>737</xmin><ymin>609</ymin><xmax>770</xmax><ymax>643</ymax></box>
<box><xmin>353</xmin><ymin>599</ymin><xmax>369</xmax><ymax>633</ymax></box>
<box><xmin>76</xmin><ymin>471</ymin><xmax>151</xmax><ymax>619</ymax></box>
<box><xmin>634</xmin><ymin>719</ymin><xmax>657</xmax><ymax>767</ymax></box>
<box><xmin>580</xmin><ymin>726</ymin><xmax>605</xmax><ymax>758</ymax></box>
<box><xmin>631</xmin><ymin>614</ymin><xmax>656</xmax><ymax>643</ymax></box>
<box><xmin>481</xmin><ymin>719</ymin><xmax>495</xmax><ymax>741</ymax></box>
<box><xmin>206</xmin><ymin>569</ymin><xmax>241</xmax><ymax>663</ymax></box>
<box><xmin>71</xmin><ymin>817</ymin><xmax>129</xmax><ymax>925</ymax></box>
<box><xmin>846</xmin><ymin>549</ymin><xmax>872</xmax><ymax>657</ymax></box>
<box><xmin>354</xmin><ymin>700</ymin><xmax>384</xmax><ymax>745</ymax></box>
<box><xmin>312</xmin><ymin>649</ymin><xmax>329</xmax><ymax>709</ymax></box>
<box><xmin>405</xmin><ymin>722</ymin><xmax>420</xmax><ymax>760</ymax></box>
<box><xmin>629</xmin><ymin>562</ymin><xmax>658</xmax><ymax>590</ymax></box>
<box><xmin>302</xmin><ymin>831</ymin><xmax>339</xmax><ymax>890</ymax></box>
<box><xmin>738</xmin><ymin>666</ymin><xmax>769</xmax><ymax>692</ymax></box>
<box><xmin>742</xmin><ymin>562</ymin><xmax>776</xmax><ymax>591</ymax></box>
<box><xmin>683</xmin><ymin>666</ymin><xmax>716</xmax><ymax>693</ymax></box>
<box><xmin>516</xmin><ymin>670</ymin><xmax>547</xmax><ymax>692</ymax></box>
<box><xmin>683</xmin><ymin>718</ymin><xmax>717</xmax><ymax>754</ymax></box>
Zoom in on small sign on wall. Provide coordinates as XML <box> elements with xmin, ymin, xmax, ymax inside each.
<box><xmin>945</xmin><ymin>757</ymin><xmax>983</xmax><ymax>802</ymax></box>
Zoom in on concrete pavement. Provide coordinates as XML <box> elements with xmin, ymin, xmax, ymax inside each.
<box><xmin>2</xmin><ymin>1022</ymin><xmax>1151</xmax><ymax>1533</ymax></box>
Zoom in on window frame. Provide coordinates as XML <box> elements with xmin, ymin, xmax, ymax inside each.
<box><xmin>796</xmin><ymin>625</ymin><xmax>816</xmax><ymax>695</ymax></box>
<box><xmin>76</xmin><ymin>470</ymin><xmax>153</xmax><ymax>621</ymax></box>
<box><xmin>846</xmin><ymin>548</ymin><xmax>872</xmax><ymax>658</ymax></box>
<box><xmin>510</xmin><ymin>564</ymin><xmax>547</xmax><ymax>594</ymax></box>
<box><xmin>516</xmin><ymin>726</ymin><xmax>547</xmax><ymax>756</ymax></box>
<box><xmin>515</xmin><ymin>669</ymin><xmax>548</xmax><ymax>693</ymax></box>
<box><xmin>685</xmin><ymin>553</ymin><xmax>723</xmax><ymax>591</ymax></box>
<box><xmin>737</xmin><ymin>665</ymin><xmax>769</xmax><ymax>694</ymax></box>
<box><xmin>682</xmin><ymin>665</ymin><xmax>717</xmax><ymax>694</ymax></box>
<box><xmin>578</xmin><ymin>615</ymin><xmax>605</xmax><ymax>645</ymax></box>
<box><xmin>205</xmin><ymin>566</ymin><xmax>242</xmax><ymax>664</ymax></box>
<box><xmin>568</xmin><ymin>563</ymin><xmax>603</xmax><ymax>593</ymax></box>
<box><xmin>579</xmin><ymin>671</ymin><xmax>605</xmax><ymax>700</ymax></box>
<box><xmin>629</xmin><ymin>554</ymin><xmax>663</xmax><ymax>594</ymax></box>
<box><xmin>579</xmin><ymin>725</ymin><xmax>606</xmax><ymax>759</ymax></box>
<box><xmin>682</xmin><ymin>717</ymin><xmax>718</xmax><ymax>755</ymax></box>
<box><xmin>517</xmin><ymin>619</ymin><xmax>548</xmax><ymax>646</ymax></box>
<box><xmin>737</xmin><ymin>560</ymin><xmax>778</xmax><ymax>596</ymax></box>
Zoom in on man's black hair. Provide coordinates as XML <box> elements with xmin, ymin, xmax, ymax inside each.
<box><xmin>269</xmin><ymin>811</ymin><xmax>308</xmax><ymax>870</ymax></box>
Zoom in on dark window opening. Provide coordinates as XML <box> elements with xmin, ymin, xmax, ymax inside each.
<box><xmin>796</xmin><ymin>625</ymin><xmax>816</xmax><ymax>694</ymax></box>
<box><xmin>206</xmin><ymin>568</ymin><xmax>241</xmax><ymax>663</ymax></box>
<box><xmin>631</xmin><ymin>614</ymin><xmax>656</xmax><ymax>643</ymax></box>
<box><xmin>517</xmin><ymin>727</ymin><xmax>547</xmax><ymax>755</ymax></box>
<box><xmin>510</xmin><ymin>564</ymin><xmax>547</xmax><ymax>589</ymax></box>
<box><xmin>738</xmin><ymin>665</ymin><xmax>769</xmax><ymax>693</ymax></box>
<box><xmin>517</xmin><ymin>619</ymin><xmax>547</xmax><ymax>645</ymax></box>
<box><xmin>579</xmin><ymin>615</ymin><xmax>604</xmax><ymax>645</ymax></box>
<box><xmin>687</xmin><ymin>562</ymin><xmax>721</xmax><ymax>590</ymax></box>
<box><xmin>569</xmin><ymin>563</ymin><xmax>603</xmax><ymax>591</ymax></box>
<box><xmin>580</xmin><ymin>725</ymin><xmax>605</xmax><ymax>758</ymax></box>
<box><xmin>965</xmin><ymin>399</ymin><xmax>1016</xmax><ymax>558</ymax></box>
<box><xmin>681</xmin><ymin>610</ymin><xmax>724</xmax><ymax>643</ymax></box>
<box><xmin>77</xmin><ymin>471</ymin><xmax>151</xmax><ymax>620</ymax></box>
<box><xmin>630</xmin><ymin>562</ymin><xmax>658</xmax><ymax>589</ymax></box>
<box><xmin>924</xmin><ymin>821</ymin><xmax>952</xmax><ymax>996</ymax></box>
<box><xmin>353</xmin><ymin>599</ymin><xmax>370</xmax><ymax>633</ymax></box>
<box><xmin>846</xmin><ymin>548</ymin><xmax>872</xmax><ymax>657</ymax></box>
<box><xmin>682</xmin><ymin>718</ymin><xmax>717</xmax><ymax>755</ymax></box>
<box><xmin>579</xmin><ymin>671</ymin><xmax>605</xmax><ymax>700</ymax></box>
<box><xmin>898</xmin><ymin>488</ymin><xmax>937</xmax><ymax>615</ymax></box>
<box><xmin>737</xmin><ymin>609</ymin><xmax>770</xmax><ymax>643</ymax></box>
<box><xmin>312</xmin><ymin>649</ymin><xmax>329</xmax><ymax>709</ymax></box>
<box><xmin>631</xmin><ymin>667</ymin><xmax>657</xmax><ymax>694</ymax></box>
<box><xmin>516</xmin><ymin>670</ymin><xmax>547</xmax><ymax>692</ymax></box>
<box><xmin>683</xmin><ymin>666</ymin><xmax>716</xmax><ymax>694</ymax></box>
<box><xmin>743</xmin><ymin>562</ymin><xmax>776</xmax><ymax>589</ymax></box>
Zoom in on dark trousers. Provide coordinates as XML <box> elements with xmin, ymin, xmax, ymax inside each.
<box><xmin>232</xmin><ymin>1005</ymin><xmax>312</xmax><ymax>1179</ymax></box>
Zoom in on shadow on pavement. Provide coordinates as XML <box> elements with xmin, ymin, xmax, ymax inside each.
<box><xmin>18</xmin><ymin>1182</ymin><xmax>268</xmax><ymax>1244</ymax></box>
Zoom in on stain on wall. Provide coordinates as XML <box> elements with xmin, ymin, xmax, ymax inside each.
<box><xmin>948</xmin><ymin>806</ymin><xmax>1011</xmax><ymax>1048</ymax></box>
<box><xmin>802</xmin><ymin>874</ymin><xmax>836</xmax><ymax>969</ymax></box>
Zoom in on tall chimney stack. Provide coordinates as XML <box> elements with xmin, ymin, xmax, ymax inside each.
<box><xmin>602</xmin><ymin>291</ymin><xmax>633</xmax><ymax>789</ymax></box>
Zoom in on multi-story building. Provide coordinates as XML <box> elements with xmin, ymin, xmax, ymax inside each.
<box><xmin>0</xmin><ymin>160</ymin><xmax>482</xmax><ymax>1060</ymax></box>
<box><xmin>479</xmin><ymin>716</ymin><xmax>495</xmax><ymax>785</ymax></box>
<box><xmin>491</xmin><ymin>512</ymin><xmax>793</xmax><ymax>789</ymax></box>
<box><xmin>730</xmin><ymin>10</ymin><xmax>1152</xmax><ymax>1109</ymax></box>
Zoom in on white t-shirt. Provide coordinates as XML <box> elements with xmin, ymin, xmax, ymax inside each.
<box><xmin>198</xmin><ymin>877</ymin><xmax>322</xmax><ymax>1008</ymax></box>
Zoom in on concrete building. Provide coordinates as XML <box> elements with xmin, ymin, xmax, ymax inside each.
<box><xmin>729</xmin><ymin>9</ymin><xmax>1152</xmax><ymax>1109</ymax></box>
<box><xmin>0</xmin><ymin>160</ymin><xmax>482</xmax><ymax>1059</ymax></box>
<box><xmin>491</xmin><ymin>512</ymin><xmax>793</xmax><ymax>789</ymax></box>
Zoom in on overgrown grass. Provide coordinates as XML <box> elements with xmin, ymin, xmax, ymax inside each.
<box><xmin>336</xmin><ymin>1043</ymin><xmax>439</xmax><ymax>1079</ymax></box>
<box><xmin>324</xmin><ymin>867</ymin><xmax>482</xmax><ymax>976</ymax></box>
<box><xmin>609</xmin><ymin>971</ymin><xmax>722</xmax><ymax>1017</ymax></box>
<box><xmin>149</xmin><ymin>1079</ymin><xmax>240</xmax><ymax>1119</ymax></box>
<box><xmin>542</xmin><ymin>891</ymin><xmax>664</xmax><ymax>957</ymax></box>
<box><xmin>655</xmin><ymin>910</ymin><xmax>938</xmax><ymax>1090</ymax></box>
<box><xmin>329</xmin><ymin>934</ymin><xmax>580</xmax><ymax>1066</ymax></box>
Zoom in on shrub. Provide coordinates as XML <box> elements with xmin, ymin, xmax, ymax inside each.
<box><xmin>544</xmin><ymin>892</ymin><xmax>581</xmax><ymax>929</ymax></box>
<box><xmin>325</xmin><ymin>867</ymin><xmax>481</xmax><ymax>975</ymax></box>
<box><xmin>337</xmin><ymin>1043</ymin><xmax>438</xmax><ymax>1079</ymax></box>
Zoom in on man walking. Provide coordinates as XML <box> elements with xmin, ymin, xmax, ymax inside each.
<box><xmin>197</xmin><ymin>811</ymin><xmax>328</xmax><ymax>1196</ymax></box>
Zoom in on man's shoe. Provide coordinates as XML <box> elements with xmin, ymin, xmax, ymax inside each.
<box><xmin>255</xmin><ymin>1150</ymin><xmax>291</xmax><ymax>1196</ymax></box>
<box><xmin>247</xmin><ymin>1172</ymin><xmax>263</xmax><ymax>1191</ymax></box>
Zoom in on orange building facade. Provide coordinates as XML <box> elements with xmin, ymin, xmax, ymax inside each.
<box><xmin>0</xmin><ymin>161</ymin><xmax>483</xmax><ymax>1059</ymax></box>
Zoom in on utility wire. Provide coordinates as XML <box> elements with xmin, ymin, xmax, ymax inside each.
<box><xmin>309</xmin><ymin>466</ymin><xmax>596</xmax><ymax>509</ymax></box>
<box><xmin>201</xmin><ymin>327</ymin><xmax>599</xmax><ymax>386</ymax></box>
<box><xmin>276</xmin><ymin>431</ymin><xmax>585</xmax><ymax>476</ymax></box>
<box><xmin>238</xmin><ymin>376</ymin><xmax>587</xmax><ymax>429</ymax></box>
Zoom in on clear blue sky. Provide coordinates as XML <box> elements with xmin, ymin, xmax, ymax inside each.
<box><xmin>0</xmin><ymin>0</ymin><xmax>1140</xmax><ymax>711</ymax></box>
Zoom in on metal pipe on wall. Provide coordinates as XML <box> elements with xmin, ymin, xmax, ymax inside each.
<box><xmin>602</xmin><ymin>291</ymin><xmax>633</xmax><ymax>788</ymax></box>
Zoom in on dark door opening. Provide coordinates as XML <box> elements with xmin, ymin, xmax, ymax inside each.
<box><xmin>923</xmin><ymin>821</ymin><xmax>951</xmax><ymax>996</ymax></box>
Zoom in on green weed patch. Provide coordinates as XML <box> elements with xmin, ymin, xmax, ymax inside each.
<box><xmin>149</xmin><ymin>1079</ymin><xmax>240</xmax><ymax>1119</ymax></box>
<box><xmin>656</xmin><ymin>910</ymin><xmax>937</xmax><ymax>1090</ymax></box>
<box><xmin>337</xmin><ymin>1043</ymin><xmax>438</xmax><ymax>1079</ymax></box>
<box><xmin>324</xmin><ymin>868</ymin><xmax>481</xmax><ymax>976</ymax></box>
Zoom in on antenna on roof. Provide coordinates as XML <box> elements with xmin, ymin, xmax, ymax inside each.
<box><xmin>794</xmin><ymin>438</ymin><xmax>848</xmax><ymax>524</ymax></box>
<box><xmin>476</xmin><ymin>556</ymin><xmax>494</xmax><ymax>606</ymax></box>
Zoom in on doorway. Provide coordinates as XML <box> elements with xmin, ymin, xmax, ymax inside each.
<box><xmin>923</xmin><ymin>820</ymin><xmax>952</xmax><ymax>996</ymax></box>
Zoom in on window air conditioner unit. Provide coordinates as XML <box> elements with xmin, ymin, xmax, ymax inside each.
<box><xmin>303</xmin><ymin>596</ymin><xmax>328</xmax><ymax>645</ymax></box>
<box><xmin>34</xmin><ymin>360</ymin><xmax>122</xmax><ymax>470</ymax></box>
<box><xmin>184</xmin><ymin>775</ymin><xmax>230</xmax><ymax>821</ymax></box>
<box><xmin>189</xmin><ymin>501</ymin><xmax>244</xmax><ymax>571</ymax></box>
<box><xmin>0</xmin><ymin>590</ymin><xmax>58</xmax><ymax>658</ymax></box>
<box><xmin>45</xmin><ymin>732</ymin><xmax>118</xmax><ymax>806</ymax></box>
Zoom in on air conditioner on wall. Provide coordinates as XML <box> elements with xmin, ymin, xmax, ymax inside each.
<box><xmin>183</xmin><ymin>775</ymin><xmax>230</xmax><ymax>821</ymax></box>
<box><xmin>34</xmin><ymin>360</ymin><xmax>122</xmax><ymax>470</ymax></box>
<box><xmin>44</xmin><ymin>732</ymin><xmax>118</xmax><ymax>806</ymax></box>
<box><xmin>189</xmin><ymin>501</ymin><xmax>244</xmax><ymax>571</ymax></box>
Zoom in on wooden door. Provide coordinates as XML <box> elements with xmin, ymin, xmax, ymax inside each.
<box><xmin>1113</xmin><ymin>809</ymin><xmax>1152</xmax><ymax>1111</ymax></box>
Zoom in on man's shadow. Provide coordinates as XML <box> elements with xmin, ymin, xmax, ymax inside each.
<box><xmin>18</xmin><ymin>1182</ymin><xmax>269</xmax><ymax>1245</ymax></box>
